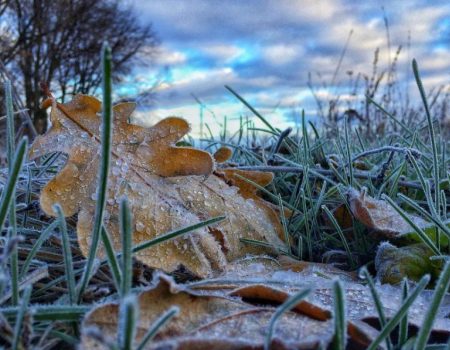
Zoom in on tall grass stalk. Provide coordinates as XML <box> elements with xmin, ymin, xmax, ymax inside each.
<box><xmin>0</xmin><ymin>138</ymin><xmax>27</xmax><ymax>307</ymax></box>
<box><xmin>100</xmin><ymin>225</ymin><xmax>122</xmax><ymax>293</ymax></box>
<box><xmin>77</xmin><ymin>43</ymin><xmax>113</xmax><ymax>303</ymax></box>
<box><xmin>367</xmin><ymin>275</ymin><xmax>430</xmax><ymax>350</ymax></box>
<box><xmin>412</xmin><ymin>59</ymin><xmax>441</xmax><ymax>250</ymax></box>
<box><xmin>332</xmin><ymin>280</ymin><xmax>346</xmax><ymax>350</ymax></box>
<box><xmin>11</xmin><ymin>286</ymin><xmax>31</xmax><ymax>350</ymax></box>
<box><xmin>5</xmin><ymin>81</ymin><xmax>19</xmax><ymax>306</ymax></box>
<box><xmin>382</xmin><ymin>195</ymin><xmax>441</xmax><ymax>255</ymax></box>
<box><xmin>132</xmin><ymin>216</ymin><xmax>226</xmax><ymax>253</ymax></box>
<box><xmin>118</xmin><ymin>295</ymin><xmax>138</xmax><ymax>350</ymax></box>
<box><xmin>414</xmin><ymin>261</ymin><xmax>450</xmax><ymax>349</ymax></box>
<box><xmin>120</xmin><ymin>198</ymin><xmax>132</xmax><ymax>297</ymax></box>
<box><xmin>360</xmin><ymin>267</ymin><xmax>392</xmax><ymax>350</ymax></box>
<box><xmin>54</xmin><ymin>204</ymin><xmax>76</xmax><ymax>305</ymax></box>
<box><xmin>398</xmin><ymin>279</ymin><xmax>409</xmax><ymax>347</ymax></box>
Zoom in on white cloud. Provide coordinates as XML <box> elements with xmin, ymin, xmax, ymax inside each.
<box><xmin>201</xmin><ymin>44</ymin><xmax>245</xmax><ymax>63</ymax></box>
<box><xmin>263</xmin><ymin>44</ymin><xmax>301</xmax><ymax>65</ymax></box>
<box><xmin>276</xmin><ymin>0</ymin><xmax>340</xmax><ymax>22</ymax></box>
<box><xmin>416</xmin><ymin>49</ymin><xmax>450</xmax><ymax>72</ymax></box>
<box><xmin>154</xmin><ymin>47</ymin><xmax>187</xmax><ymax>66</ymax></box>
<box><xmin>128</xmin><ymin>0</ymin><xmax>450</xmax><ymax>134</ymax></box>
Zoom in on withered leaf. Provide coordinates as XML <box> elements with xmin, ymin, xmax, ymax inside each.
<box><xmin>209</xmin><ymin>258</ymin><xmax>450</xmax><ymax>337</ymax></box>
<box><xmin>216</xmin><ymin>169</ymin><xmax>291</xmax><ymax>239</ymax></box>
<box><xmin>81</xmin><ymin>260</ymin><xmax>450</xmax><ymax>349</ymax></box>
<box><xmin>277</xmin><ymin>255</ymin><xmax>358</xmax><ymax>281</ymax></box>
<box><xmin>213</xmin><ymin>146</ymin><xmax>233</xmax><ymax>163</ymax></box>
<box><xmin>81</xmin><ymin>272</ymin><xmax>335</xmax><ymax>350</ymax></box>
<box><xmin>347</xmin><ymin>187</ymin><xmax>429</xmax><ymax>238</ymax></box>
<box><xmin>375</xmin><ymin>242</ymin><xmax>443</xmax><ymax>284</ymax></box>
<box><xmin>30</xmin><ymin>95</ymin><xmax>286</xmax><ymax>277</ymax></box>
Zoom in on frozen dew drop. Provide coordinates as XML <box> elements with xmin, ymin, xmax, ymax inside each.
<box><xmin>136</xmin><ymin>221</ymin><xmax>145</xmax><ymax>232</ymax></box>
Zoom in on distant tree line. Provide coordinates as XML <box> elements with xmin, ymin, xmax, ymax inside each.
<box><xmin>0</xmin><ymin>0</ymin><xmax>159</xmax><ymax>134</ymax></box>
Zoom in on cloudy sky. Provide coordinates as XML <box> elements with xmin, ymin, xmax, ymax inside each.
<box><xmin>124</xmin><ymin>0</ymin><xmax>450</xmax><ymax>135</ymax></box>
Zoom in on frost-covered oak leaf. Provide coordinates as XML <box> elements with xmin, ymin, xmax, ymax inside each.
<box><xmin>30</xmin><ymin>95</ymin><xmax>285</xmax><ymax>277</ymax></box>
<box><xmin>347</xmin><ymin>187</ymin><xmax>429</xmax><ymax>238</ymax></box>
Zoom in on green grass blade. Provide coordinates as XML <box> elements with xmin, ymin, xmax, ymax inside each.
<box><xmin>277</xmin><ymin>194</ymin><xmax>292</xmax><ymax>255</ymax></box>
<box><xmin>414</xmin><ymin>261</ymin><xmax>450</xmax><ymax>350</ymax></box>
<box><xmin>412</xmin><ymin>59</ymin><xmax>440</xmax><ymax>218</ymax></box>
<box><xmin>344</xmin><ymin>117</ymin><xmax>354</xmax><ymax>187</ymax></box>
<box><xmin>0</xmin><ymin>138</ymin><xmax>27</xmax><ymax>232</ymax></box>
<box><xmin>1</xmin><ymin>305</ymin><xmax>88</xmax><ymax>322</ymax></box>
<box><xmin>322</xmin><ymin>205</ymin><xmax>355</xmax><ymax>268</ymax></box>
<box><xmin>20</xmin><ymin>220</ymin><xmax>59</xmax><ymax>278</ymax></box>
<box><xmin>308</xmin><ymin>121</ymin><xmax>326</xmax><ymax>160</ymax></box>
<box><xmin>366</xmin><ymin>95</ymin><xmax>419</xmax><ymax>141</ymax></box>
<box><xmin>398</xmin><ymin>279</ymin><xmax>409</xmax><ymax>347</ymax></box>
<box><xmin>332</xmin><ymin>280</ymin><xmax>346</xmax><ymax>350</ymax></box>
<box><xmin>233</xmin><ymin>172</ymin><xmax>299</xmax><ymax>212</ymax></box>
<box><xmin>367</xmin><ymin>274</ymin><xmax>430</xmax><ymax>350</ymax></box>
<box><xmin>301</xmin><ymin>188</ymin><xmax>313</xmax><ymax>260</ymax></box>
<box><xmin>302</xmin><ymin>111</ymin><xmax>311</xmax><ymax>163</ymax></box>
<box><xmin>5</xmin><ymin>82</ymin><xmax>19</xmax><ymax>306</ymax></box>
<box><xmin>100</xmin><ymin>225</ymin><xmax>122</xmax><ymax>293</ymax></box>
<box><xmin>264</xmin><ymin>288</ymin><xmax>311</xmax><ymax>350</ymax></box>
<box><xmin>118</xmin><ymin>295</ymin><xmax>138</xmax><ymax>350</ymax></box>
<box><xmin>360</xmin><ymin>267</ymin><xmax>392</xmax><ymax>350</ymax></box>
<box><xmin>5</xmin><ymin>82</ymin><xmax>15</xmax><ymax>167</ymax></box>
<box><xmin>11</xmin><ymin>286</ymin><xmax>31</xmax><ymax>350</ymax></box>
<box><xmin>133</xmin><ymin>215</ymin><xmax>226</xmax><ymax>253</ymax></box>
<box><xmin>120</xmin><ymin>198</ymin><xmax>132</xmax><ymax>297</ymax></box>
<box><xmin>136</xmin><ymin>307</ymin><xmax>179</xmax><ymax>350</ymax></box>
<box><xmin>77</xmin><ymin>43</ymin><xmax>113</xmax><ymax>303</ymax></box>
<box><xmin>54</xmin><ymin>204</ymin><xmax>76</xmax><ymax>305</ymax></box>
<box><xmin>240</xmin><ymin>238</ymin><xmax>289</xmax><ymax>255</ymax></box>
<box><xmin>225</xmin><ymin>85</ymin><xmax>276</xmax><ymax>132</ymax></box>
<box><xmin>381</xmin><ymin>195</ymin><xmax>440</xmax><ymax>255</ymax></box>
<box><xmin>398</xmin><ymin>193</ymin><xmax>450</xmax><ymax>242</ymax></box>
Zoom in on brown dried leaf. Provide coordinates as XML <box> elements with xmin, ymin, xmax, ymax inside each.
<box><xmin>213</xmin><ymin>146</ymin><xmax>233</xmax><ymax>163</ymax></box>
<box><xmin>347</xmin><ymin>187</ymin><xmax>429</xmax><ymax>238</ymax></box>
<box><xmin>30</xmin><ymin>95</ymin><xmax>286</xmax><ymax>277</ymax></box>
<box><xmin>277</xmin><ymin>255</ymin><xmax>358</xmax><ymax>280</ymax></box>
<box><xmin>217</xmin><ymin>169</ymin><xmax>292</xmax><ymax>240</ymax></box>
<box><xmin>206</xmin><ymin>258</ymin><xmax>450</xmax><ymax>341</ymax></box>
<box><xmin>81</xmin><ymin>260</ymin><xmax>450</xmax><ymax>349</ymax></box>
<box><xmin>229</xmin><ymin>284</ymin><xmax>331</xmax><ymax>321</ymax></box>
<box><xmin>330</xmin><ymin>204</ymin><xmax>353</xmax><ymax>230</ymax></box>
<box><xmin>81</xmin><ymin>273</ymin><xmax>334</xmax><ymax>350</ymax></box>
<box><xmin>219</xmin><ymin>169</ymin><xmax>273</xmax><ymax>200</ymax></box>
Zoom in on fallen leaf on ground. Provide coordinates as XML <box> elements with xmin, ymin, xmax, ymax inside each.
<box><xmin>30</xmin><ymin>95</ymin><xmax>285</xmax><ymax>277</ymax></box>
<box><xmin>375</xmin><ymin>242</ymin><xmax>443</xmax><ymax>285</ymax></box>
<box><xmin>278</xmin><ymin>255</ymin><xmax>357</xmax><ymax>280</ymax></box>
<box><xmin>81</xmin><ymin>259</ymin><xmax>450</xmax><ymax>349</ymax></box>
<box><xmin>82</xmin><ymin>272</ymin><xmax>335</xmax><ymax>350</ymax></box>
<box><xmin>347</xmin><ymin>187</ymin><xmax>429</xmax><ymax>238</ymax></box>
<box><xmin>330</xmin><ymin>204</ymin><xmax>354</xmax><ymax>230</ymax></box>
<box><xmin>213</xmin><ymin>146</ymin><xmax>233</xmax><ymax>163</ymax></box>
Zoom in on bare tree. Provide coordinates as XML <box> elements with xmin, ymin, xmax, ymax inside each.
<box><xmin>1</xmin><ymin>0</ymin><xmax>158</xmax><ymax>134</ymax></box>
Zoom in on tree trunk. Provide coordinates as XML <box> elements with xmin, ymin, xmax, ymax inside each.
<box><xmin>33</xmin><ymin>108</ymin><xmax>48</xmax><ymax>134</ymax></box>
